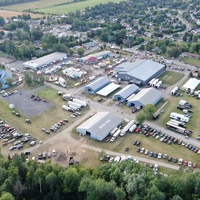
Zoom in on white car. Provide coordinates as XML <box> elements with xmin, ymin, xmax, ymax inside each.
<box><xmin>71</xmin><ymin>114</ymin><xmax>76</xmax><ymax>118</ymax></box>
<box><xmin>144</xmin><ymin>149</ymin><xmax>149</xmax><ymax>155</ymax></box>
<box><xmin>114</xmin><ymin>156</ymin><xmax>121</xmax><ymax>162</ymax></box>
<box><xmin>188</xmin><ymin>161</ymin><xmax>192</xmax><ymax>167</ymax></box>
<box><xmin>52</xmin><ymin>149</ymin><xmax>57</xmax><ymax>157</ymax></box>
<box><xmin>153</xmin><ymin>164</ymin><xmax>159</xmax><ymax>172</ymax></box>
<box><xmin>178</xmin><ymin>158</ymin><xmax>183</xmax><ymax>165</ymax></box>
<box><xmin>158</xmin><ymin>153</ymin><xmax>163</xmax><ymax>159</ymax></box>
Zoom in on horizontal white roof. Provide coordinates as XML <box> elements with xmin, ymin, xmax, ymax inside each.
<box><xmin>97</xmin><ymin>82</ymin><xmax>120</xmax><ymax>97</ymax></box>
<box><xmin>182</xmin><ymin>78</ymin><xmax>200</xmax><ymax>93</ymax></box>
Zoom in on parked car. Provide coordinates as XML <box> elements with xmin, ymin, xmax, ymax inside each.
<box><xmin>178</xmin><ymin>158</ymin><xmax>183</xmax><ymax>165</ymax></box>
<box><xmin>188</xmin><ymin>161</ymin><xmax>192</xmax><ymax>167</ymax></box>
<box><xmin>184</xmin><ymin>160</ymin><xmax>188</xmax><ymax>166</ymax></box>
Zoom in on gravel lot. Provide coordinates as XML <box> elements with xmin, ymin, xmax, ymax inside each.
<box><xmin>0</xmin><ymin>88</ymin><xmax>53</xmax><ymax>117</ymax></box>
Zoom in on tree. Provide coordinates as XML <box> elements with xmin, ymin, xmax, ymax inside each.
<box><xmin>0</xmin><ymin>192</ymin><xmax>14</xmax><ymax>200</ymax></box>
<box><xmin>136</xmin><ymin>110</ymin><xmax>146</xmax><ymax>124</ymax></box>
<box><xmin>77</xmin><ymin>48</ymin><xmax>85</xmax><ymax>57</ymax></box>
<box><xmin>143</xmin><ymin>104</ymin><xmax>156</xmax><ymax>120</ymax></box>
<box><xmin>0</xmin><ymin>16</ymin><xmax>5</xmax><ymax>26</ymax></box>
<box><xmin>0</xmin><ymin>81</ymin><xmax>2</xmax><ymax>89</ymax></box>
<box><xmin>6</xmin><ymin>77</ymin><xmax>13</xmax><ymax>87</ymax></box>
<box><xmin>45</xmin><ymin>172</ymin><xmax>57</xmax><ymax>190</ymax></box>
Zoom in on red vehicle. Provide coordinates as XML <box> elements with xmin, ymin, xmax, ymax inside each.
<box><xmin>184</xmin><ymin>160</ymin><xmax>188</xmax><ymax>166</ymax></box>
<box><xmin>135</xmin><ymin>128</ymin><xmax>140</xmax><ymax>133</ymax></box>
<box><xmin>193</xmin><ymin>163</ymin><xmax>197</xmax><ymax>168</ymax></box>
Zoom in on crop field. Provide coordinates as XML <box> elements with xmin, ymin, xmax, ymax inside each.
<box><xmin>159</xmin><ymin>71</ymin><xmax>185</xmax><ymax>86</ymax></box>
<box><xmin>1</xmin><ymin>0</ymin><xmax>123</xmax><ymax>14</ymax></box>
<box><xmin>180</xmin><ymin>57</ymin><xmax>200</xmax><ymax>67</ymax></box>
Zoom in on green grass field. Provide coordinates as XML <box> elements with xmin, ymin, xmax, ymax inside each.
<box><xmin>2</xmin><ymin>0</ymin><xmax>123</xmax><ymax>14</ymax></box>
<box><xmin>180</xmin><ymin>57</ymin><xmax>200</xmax><ymax>67</ymax></box>
<box><xmin>159</xmin><ymin>71</ymin><xmax>185</xmax><ymax>86</ymax></box>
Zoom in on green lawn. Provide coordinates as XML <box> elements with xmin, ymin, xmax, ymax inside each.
<box><xmin>180</xmin><ymin>57</ymin><xmax>200</xmax><ymax>67</ymax></box>
<box><xmin>33</xmin><ymin>0</ymin><xmax>124</xmax><ymax>14</ymax></box>
<box><xmin>159</xmin><ymin>71</ymin><xmax>184</xmax><ymax>86</ymax></box>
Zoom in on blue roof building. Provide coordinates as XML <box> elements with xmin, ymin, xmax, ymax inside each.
<box><xmin>113</xmin><ymin>84</ymin><xmax>139</xmax><ymax>102</ymax></box>
<box><xmin>85</xmin><ymin>77</ymin><xmax>110</xmax><ymax>94</ymax></box>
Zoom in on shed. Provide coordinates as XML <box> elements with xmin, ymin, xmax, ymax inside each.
<box><xmin>127</xmin><ymin>87</ymin><xmax>162</xmax><ymax>108</ymax></box>
<box><xmin>85</xmin><ymin>77</ymin><xmax>110</xmax><ymax>94</ymax></box>
<box><xmin>182</xmin><ymin>78</ymin><xmax>200</xmax><ymax>93</ymax></box>
<box><xmin>113</xmin><ymin>84</ymin><xmax>139</xmax><ymax>102</ymax></box>
<box><xmin>76</xmin><ymin>112</ymin><xmax>122</xmax><ymax>141</ymax></box>
<box><xmin>96</xmin><ymin>82</ymin><xmax>120</xmax><ymax>97</ymax></box>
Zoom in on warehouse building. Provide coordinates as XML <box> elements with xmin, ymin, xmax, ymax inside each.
<box><xmin>127</xmin><ymin>87</ymin><xmax>162</xmax><ymax>108</ymax></box>
<box><xmin>22</xmin><ymin>52</ymin><xmax>67</xmax><ymax>70</ymax></box>
<box><xmin>113</xmin><ymin>84</ymin><xmax>139</xmax><ymax>102</ymax></box>
<box><xmin>182</xmin><ymin>78</ymin><xmax>200</xmax><ymax>93</ymax></box>
<box><xmin>114</xmin><ymin>60</ymin><xmax>165</xmax><ymax>86</ymax></box>
<box><xmin>85</xmin><ymin>77</ymin><xmax>110</xmax><ymax>94</ymax></box>
<box><xmin>80</xmin><ymin>51</ymin><xmax>111</xmax><ymax>64</ymax></box>
<box><xmin>96</xmin><ymin>82</ymin><xmax>120</xmax><ymax>97</ymax></box>
<box><xmin>76</xmin><ymin>112</ymin><xmax>122</xmax><ymax>141</ymax></box>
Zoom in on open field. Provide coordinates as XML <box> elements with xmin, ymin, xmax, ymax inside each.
<box><xmin>180</xmin><ymin>57</ymin><xmax>200</xmax><ymax>67</ymax></box>
<box><xmin>0</xmin><ymin>9</ymin><xmax>44</xmax><ymax>18</ymax></box>
<box><xmin>159</xmin><ymin>71</ymin><xmax>185</xmax><ymax>86</ymax></box>
<box><xmin>1</xmin><ymin>0</ymin><xmax>123</xmax><ymax>14</ymax></box>
<box><xmin>33</xmin><ymin>0</ymin><xmax>123</xmax><ymax>14</ymax></box>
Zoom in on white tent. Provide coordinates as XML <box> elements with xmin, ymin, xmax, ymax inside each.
<box><xmin>9</xmin><ymin>104</ymin><xmax>15</xmax><ymax>109</ymax></box>
<box><xmin>182</xmin><ymin>78</ymin><xmax>200</xmax><ymax>93</ymax></box>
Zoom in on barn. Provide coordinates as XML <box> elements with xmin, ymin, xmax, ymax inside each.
<box><xmin>22</xmin><ymin>52</ymin><xmax>67</xmax><ymax>70</ymax></box>
<box><xmin>114</xmin><ymin>60</ymin><xmax>165</xmax><ymax>86</ymax></box>
<box><xmin>113</xmin><ymin>84</ymin><xmax>139</xmax><ymax>102</ymax></box>
<box><xmin>127</xmin><ymin>87</ymin><xmax>162</xmax><ymax>108</ymax></box>
<box><xmin>85</xmin><ymin>77</ymin><xmax>110</xmax><ymax>94</ymax></box>
<box><xmin>76</xmin><ymin>112</ymin><xmax>122</xmax><ymax>141</ymax></box>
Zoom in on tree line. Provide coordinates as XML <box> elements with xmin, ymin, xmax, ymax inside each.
<box><xmin>0</xmin><ymin>153</ymin><xmax>200</xmax><ymax>200</ymax></box>
<box><xmin>0</xmin><ymin>0</ymin><xmax>36</xmax><ymax>6</ymax></box>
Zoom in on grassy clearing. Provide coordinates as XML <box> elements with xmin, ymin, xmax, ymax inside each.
<box><xmin>159</xmin><ymin>71</ymin><xmax>184</xmax><ymax>86</ymax></box>
<box><xmin>180</xmin><ymin>57</ymin><xmax>200</xmax><ymax>67</ymax></box>
<box><xmin>33</xmin><ymin>0</ymin><xmax>123</xmax><ymax>14</ymax></box>
<box><xmin>0</xmin><ymin>87</ymin><xmax>89</xmax><ymax>155</ymax></box>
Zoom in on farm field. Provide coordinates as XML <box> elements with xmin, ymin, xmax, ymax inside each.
<box><xmin>180</xmin><ymin>57</ymin><xmax>200</xmax><ymax>67</ymax></box>
<box><xmin>0</xmin><ymin>9</ymin><xmax>43</xmax><ymax>18</ymax></box>
<box><xmin>1</xmin><ymin>0</ymin><xmax>123</xmax><ymax>14</ymax></box>
<box><xmin>159</xmin><ymin>71</ymin><xmax>185</xmax><ymax>86</ymax></box>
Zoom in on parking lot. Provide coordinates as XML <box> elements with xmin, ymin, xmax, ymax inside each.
<box><xmin>0</xmin><ymin>87</ymin><xmax>53</xmax><ymax>117</ymax></box>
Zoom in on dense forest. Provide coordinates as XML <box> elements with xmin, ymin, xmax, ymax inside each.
<box><xmin>0</xmin><ymin>153</ymin><xmax>199</xmax><ymax>200</ymax></box>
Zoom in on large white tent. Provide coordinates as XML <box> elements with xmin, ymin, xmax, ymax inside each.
<box><xmin>182</xmin><ymin>78</ymin><xmax>200</xmax><ymax>93</ymax></box>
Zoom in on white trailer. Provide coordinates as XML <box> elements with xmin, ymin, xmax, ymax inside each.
<box><xmin>68</xmin><ymin>101</ymin><xmax>82</xmax><ymax>109</ymax></box>
<box><xmin>129</xmin><ymin>124</ymin><xmax>137</xmax><ymax>133</ymax></box>
<box><xmin>152</xmin><ymin>79</ymin><xmax>159</xmax><ymax>87</ymax></box>
<box><xmin>59</xmin><ymin>77</ymin><xmax>67</xmax><ymax>88</ymax></box>
<box><xmin>110</xmin><ymin>127</ymin><xmax>118</xmax><ymax>135</ymax></box>
<box><xmin>170</xmin><ymin>119</ymin><xmax>186</xmax><ymax>126</ymax></box>
<box><xmin>62</xmin><ymin>105</ymin><xmax>71</xmax><ymax>111</ymax></box>
<box><xmin>63</xmin><ymin>94</ymin><xmax>72</xmax><ymax>99</ymax></box>
<box><xmin>110</xmin><ymin>129</ymin><xmax>121</xmax><ymax>142</ymax></box>
<box><xmin>120</xmin><ymin>120</ymin><xmax>135</xmax><ymax>136</ymax></box>
<box><xmin>170</xmin><ymin>112</ymin><xmax>189</xmax><ymax>123</ymax></box>
<box><xmin>171</xmin><ymin>86</ymin><xmax>179</xmax><ymax>95</ymax></box>
<box><xmin>69</xmin><ymin>105</ymin><xmax>79</xmax><ymax>111</ymax></box>
<box><xmin>148</xmin><ymin>78</ymin><xmax>155</xmax><ymax>86</ymax></box>
<box><xmin>155</xmin><ymin>81</ymin><xmax>162</xmax><ymax>89</ymax></box>
<box><xmin>73</xmin><ymin>98</ymin><xmax>88</xmax><ymax>107</ymax></box>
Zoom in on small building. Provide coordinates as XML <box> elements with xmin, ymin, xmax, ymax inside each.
<box><xmin>96</xmin><ymin>82</ymin><xmax>120</xmax><ymax>97</ymax></box>
<box><xmin>80</xmin><ymin>51</ymin><xmax>111</xmax><ymax>64</ymax></box>
<box><xmin>85</xmin><ymin>77</ymin><xmax>110</xmax><ymax>94</ymax></box>
<box><xmin>127</xmin><ymin>87</ymin><xmax>162</xmax><ymax>108</ymax></box>
<box><xmin>182</xmin><ymin>78</ymin><xmax>200</xmax><ymax>93</ymax></box>
<box><xmin>114</xmin><ymin>60</ymin><xmax>165</xmax><ymax>86</ymax></box>
<box><xmin>22</xmin><ymin>52</ymin><xmax>67</xmax><ymax>70</ymax></box>
<box><xmin>113</xmin><ymin>84</ymin><xmax>139</xmax><ymax>102</ymax></box>
<box><xmin>76</xmin><ymin>112</ymin><xmax>122</xmax><ymax>141</ymax></box>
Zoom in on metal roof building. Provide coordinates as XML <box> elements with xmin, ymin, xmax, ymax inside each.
<box><xmin>96</xmin><ymin>82</ymin><xmax>120</xmax><ymax>97</ymax></box>
<box><xmin>114</xmin><ymin>60</ymin><xmax>165</xmax><ymax>86</ymax></box>
<box><xmin>127</xmin><ymin>87</ymin><xmax>162</xmax><ymax>108</ymax></box>
<box><xmin>113</xmin><ymin>84</ymin><xmax>139</xmax><ymax>102</ymax></box>
<box><xmin>80</xmin><ymin>51</ymin><xmax>111</xmax><ymax>63</ymax></box>
<box><xmin>182</xmin><ymin>78</ymin><xmax>200</xmax><ymax>93</ymax></box>
<box><xmin>76</xmin><ymin>112</ymin><xmax>122</xmax><ymax>141</ymax></box>
<box><xmin>22</xmin><ymin>52</ymin><xmax>67</xmax><ymax>70</ymax></box>
<box><xmin>85</xmin><ymin>77</ymin><xmax>110</xmax><ymax>94</ymax></box>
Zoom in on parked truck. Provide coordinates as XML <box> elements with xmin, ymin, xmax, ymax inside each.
<box><xmin>120</xmin><ymin>120</ymin><xmax>135</xmax><ymax>136</ymax></box>
<box><xmin>110</xmin><ymin>129</ymin><xmax>121</xmax><ymax>142</ymax></box>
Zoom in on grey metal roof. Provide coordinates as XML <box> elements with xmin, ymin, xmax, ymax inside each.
<box><xmin>23</xmin><ymin>52</ymin><xmax>67</xmax><ymax>69</ymax></box>
<box><xmin>86</xmin><ymin>77</ymin><xmax>110</xmax><ymax>91</ymax></box>
<box><xmin>128</xmin><ymin>87</ymin><xmax>162</xmax><ymax>105</ymax></box>
<box><xmin>96</xmin><ymin>82</ymin><xmax>120</xmax><ymax>97</ymax></box>
<box><xmin>116</xmin><ymin>60</ymin><xmax>165</xmax><ymax>81</ymax></box>
<box><xmin>80</xmin><ymin>51</ymin><xmax>111</xmax><ymax>61</ymax></box>
<box><xmin>76</xmin><ymin>112</ymin><xmax>122</xmax><ymax>140</ymax></box>
<box><xmin>114</xmin><ymin>84</ymin><xmax>139</xmax><ymax>99</ymax></box>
